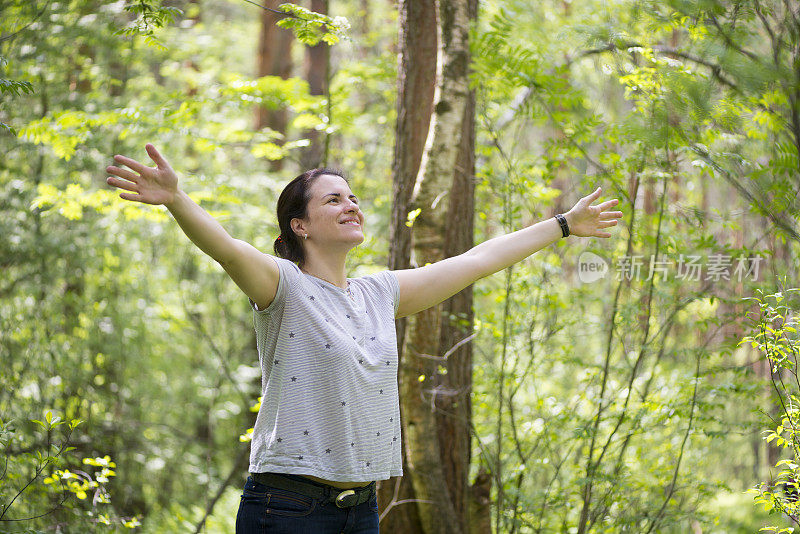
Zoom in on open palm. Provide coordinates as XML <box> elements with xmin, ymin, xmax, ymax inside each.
<box><xmin>106</xmin><ymin>143</ymin><xmax>179</xmax><ymax>206</ymax></box>
<box><xmin>565</xmin><ymin>187</ymin><xmax>624</xmax><ymax>238</ymax></box>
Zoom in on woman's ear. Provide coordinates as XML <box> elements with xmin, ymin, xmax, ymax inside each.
<box><xmin>290</xmin><ymin>218</ymin><xmax>305</xmax><ymax>238</ymax></box>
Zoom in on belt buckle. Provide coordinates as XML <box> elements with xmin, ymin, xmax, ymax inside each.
<box><xmin>335</xmin><ymin>489</ymin><xmax>357</xmax><ymax>508</ymax></box>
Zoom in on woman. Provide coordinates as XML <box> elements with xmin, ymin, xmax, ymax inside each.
<box><xmin>106</xmin><ymin>143</ymin><xmax>622</xmax><ymax>533</ymax></box>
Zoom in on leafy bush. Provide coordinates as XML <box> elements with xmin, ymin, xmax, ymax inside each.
<box><xmin>743</xmin><ymin>288</ymin><xmax>800</xmax><ymax>533</ymax></box>
<box><xmin>0</xmin><ymin>411</ymin><xmax>139</xmax><ymax>531</ymax></box>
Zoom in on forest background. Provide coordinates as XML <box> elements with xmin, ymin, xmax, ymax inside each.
<box><xmin>1</xmin><ymin>0</ymin><xmax>799</xmax><ymax>532</ymax></box>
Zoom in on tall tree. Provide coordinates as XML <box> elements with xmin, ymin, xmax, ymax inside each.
<box><xmin>383</xmin><ymin>0</ymin><xmax>485</xmax><ymax>532</ymax></box>
<box><xmin>254</xmin><ymin>0</ymin><xmax>294</xmax><ymax>171</ymax></box>
<box><xmin>300</xmin><ymin>0</ymin><xmax>329</xmax><ymax>169</ymax></box>
<box><xmin>381</xmin><ymin>0</ymin><xmax>436</xmax><ymax>529</ymax></box>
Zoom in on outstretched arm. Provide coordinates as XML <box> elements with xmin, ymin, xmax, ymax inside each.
<box><xmin>465</xmin><ymin>187</ymin><xmax>620</xmax><ymax>276</ymax></box>
<box><xmin>392</xmin><ymin>187</ymin><xmax>623</xmax><ymax>318</ymax></box>
<box><xmin>107</xmin><ymin>144</ymin><xmax>237</xmax><ymax>263</ymax></box>
<box><xmin>106</xmin><ymin>144</ymin><xmax>280</xmax><ymax>310</ymax></box>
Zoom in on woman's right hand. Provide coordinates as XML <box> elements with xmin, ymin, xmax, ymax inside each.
<box><xmin>106</xmin><ymin>143</ymin><xmax>179</xmax><ymax>206</ymax></box>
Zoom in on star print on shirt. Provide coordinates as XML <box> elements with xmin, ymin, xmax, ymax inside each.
<box><xmin>366</xmin><ymin>462</ymin><xmax>370</xmax><ymax>467</ymax></box>
<box><xmin>393</xmin><ymin>437</ymin><xmax>398</xmax><ymax>442</ymax></box>
<box><xmin>351</xmin><ymin>442</ymin><xmax>355</xmax><ymax>447</ymax></box>
<box><xmin>252</xmin><ymin>264</ymin><xmax>403</xmax><ymax>476</ymax></box>
<box><xmin>346</xmin><ymin>314</ymin><xmax>350</xmax><ymax>319</ymax></box>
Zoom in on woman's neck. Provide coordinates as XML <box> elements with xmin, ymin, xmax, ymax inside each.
<box><xmin>299</xmin><ymin>261</ymin><xmax>348</xmax><ymax>289</ymax></box>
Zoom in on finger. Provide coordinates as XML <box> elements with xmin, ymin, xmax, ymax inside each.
<box><xmin>599</xmin><ymin>211</ymin><xmax>624</xmax><ymax>220</ymax></box>
<box><xmin>119</xmin><ymin>192</ymin><xmax>144</xmax><ymax>202</ymax></box>
<box><xmin>596</xmin><ymin>198</ymin><xmax>619</xmax><ymax>211</ymax></box>
<box><xmin>585</xmin><ymin>187</ymin><xmax>601</xmax><ymax>201</ymax></box>
<box><xmin>106</xmin><ymin>165</ymin><xmax>139</xmax><ymax>182</ymax></box>
<box><xmin>145</xmin><ymin>143</ymin><xmax>169</xmax><ymax>169</ymax></box>
<box><xmin>595</xmin><ymin>231</ymin><xmax>612</xmax><ymax>238</ymax></box>
<box><xmin>113</xmin><ymin>154</ymin><xmax>150</xmax><ymax>175</ymax></box>
<box><xmin>107</xmin><ymin>176</ymin><xmax>139</xmax><ymax>192</ymax></box>
<box><xmin>597</xmin><ymin>219</ymin><xmax>618</xmax><ymax>228</ymax></box>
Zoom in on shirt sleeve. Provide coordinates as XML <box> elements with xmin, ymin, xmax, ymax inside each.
<box><xmin>248</xmin><ymin>255</ymin><xmax>299</xmax><ymax>314</ymax></box>
<box><xmin>386</xmin><ymin>271</ymin><xmax>399</xmax><ymax>317</ymax></box>
<box><xmin>364</xmin><ymin>270</ymin><xmax>399</xmax><ymax>317</ymax></box>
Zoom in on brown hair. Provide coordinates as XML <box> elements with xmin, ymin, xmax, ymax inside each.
<box><xmin>274</xmin><ymin>168</ymin><xmax>349</xmax><ymax>266</ymax></box>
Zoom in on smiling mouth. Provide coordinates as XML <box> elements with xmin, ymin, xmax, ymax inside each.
<box><xmin>340</xmin><ymin>221</ymin><xmax>361</xmax><ymax>226</ymax></box>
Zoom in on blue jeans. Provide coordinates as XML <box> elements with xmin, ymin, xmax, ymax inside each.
<box><xmin>235</xmin><ymin>474</ymin><xmax>380</xmax><ymax>533</ymax></box>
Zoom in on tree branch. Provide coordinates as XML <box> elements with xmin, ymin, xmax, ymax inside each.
<box><xmin>240</xmin><ymin>0</ymin><xmax>299</xmax><ymax>19</ymax></box>
<box><xmin>567</xmin><ymin>42</ymin><xmax>740</xmax><ymax>92</ymax></box>
<box><xmin>192</xmin><ymin>444</ymin><xmax>250</xmax><ymax>534</ymax></box>
<box><xmin>684</xmin><ymin>140</ymin><xmax>800</xmax><ymax>243</ymax></box>
<box><xmin>707</xmin><ymin>14</ymin><xmax>762</xmax><ymax>63</ymax></box>
<box><xmin>0</xmin><ymin>0</ymin><xmax>52</xmax><ymax>44</ymax></box>
<box><xmin>644</xmin><ymin>327</ymin><xmax>703</xmax><ymax>533</ymax></box>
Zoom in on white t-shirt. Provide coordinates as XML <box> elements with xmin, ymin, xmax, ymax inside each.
<box><xmin>247</xmin><ymin>255</ymin><xmax>402</xmax><ymax>482</ymax></box>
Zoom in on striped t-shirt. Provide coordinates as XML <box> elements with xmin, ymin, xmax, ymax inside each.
<box><xmin>247</xmin><ymin>255</ymin><xmax>402</xmax><ymax>482</ymax></box>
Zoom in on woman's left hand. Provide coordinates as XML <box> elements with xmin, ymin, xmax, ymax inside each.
<box><xmin>564</xmin><ymin>187</ymin><xmax>623</xmax><ymax>238</ymax></box>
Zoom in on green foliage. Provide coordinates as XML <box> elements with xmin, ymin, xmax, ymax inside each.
<box><xmin>0</xmin><ymin>0</ymin><xmax>393</xmax><ymax>531</ymax></box>
<box><xmin>0</xmin><ymin>56</ymin><xmax>34</xmax><ymax>136</ymax></box>
<box><xmin>470</xmin><ymin>0</ymin><xmax>798</xmax><ymax>531</ymax></box>
<box><xmin>115</xmin><ymin>0</ymin><xmax>184</xmax><ymax>50</ymax></box>
<box><xmin>275</xmin><ymin>3</ymin><xmax>350</xmax><ymax>46</ymax></box>
<box><xmin>1</xmin><ymin>0</ymin><xmax>797</xmax><ymax>531</ymax></box>
<box><xmin>0</xmin><ymin>413</ymin><xmax>139</xmax><ymax>529</ymax></box>
<box><xmin>743</xmin><ymin>289</ymin><xmax>800</xmax><ymax>531</ymax></box>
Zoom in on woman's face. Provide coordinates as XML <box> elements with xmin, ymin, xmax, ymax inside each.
<box><xmin>292</xmin><ymin>173</ymin><xmax>365</xmax><ymax>247</ymax></box>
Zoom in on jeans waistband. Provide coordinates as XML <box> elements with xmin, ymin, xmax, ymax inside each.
<box><xmin>249</xmin><ymin>472</ymin><xmax>375</xmax><ymax>508</ymax></box>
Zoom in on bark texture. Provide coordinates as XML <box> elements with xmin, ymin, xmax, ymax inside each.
<box><xmin>383</xmin><ymin>0</ymin><xmax>486</xmax><ymax>532</ymax></box>
<box><xmin>379</xmin><ymin>0</ymin><xmax>436</xmax><ymax>530</ymax></box>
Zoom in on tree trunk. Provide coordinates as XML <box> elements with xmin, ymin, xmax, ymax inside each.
<box><xmin>435</xmin><ymin>82</ymin><xmax>476</xmax><ymax>533</ymax></box>
<box><xmin>300</xmin><ymin>0</ymin><xmax>329</xmax><ymax>169</ymax></box>
<box><xmin>384</xmin><ymin>0</ymin><xmax>482</xmax><ymax>532</ymax></box>
<box><xmin>255</xmin><ymin>0</ymin><xmax>293</xmax><ymax>170</ymax></box>
<box><xmin>380</xmin><ymin>0</ymin><xmax>437</xmax><ymax>530</ymax></box>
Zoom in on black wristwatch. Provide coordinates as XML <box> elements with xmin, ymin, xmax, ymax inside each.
<box><xmin>555</xmin><ymin>213</ymin><xmax>570</xmax><ymax>238</ymax></box>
